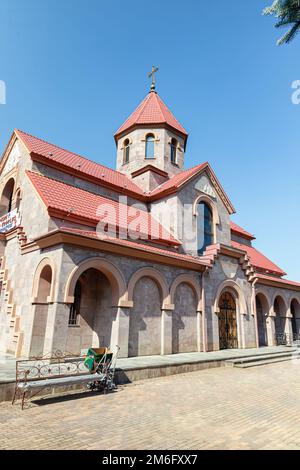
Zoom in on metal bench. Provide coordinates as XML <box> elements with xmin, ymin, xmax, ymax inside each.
<box><xmin>12</xmin><ymin>350</ymin><xmax>109</xmax><ymax>409</ymax></box>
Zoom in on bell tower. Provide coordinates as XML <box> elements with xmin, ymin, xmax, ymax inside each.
<box><xmin>114</xmin><ymin>68</ymin><xmax>188</xmax><ymax>192</ymax></box>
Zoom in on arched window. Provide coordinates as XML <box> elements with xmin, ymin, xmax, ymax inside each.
<box><xmin>145</xmin><ymin>134</ymin><xmax>155</xmax><ymax>159</ymax></box>
<box><xmin>197</xmin><ymin>202</ymin><xmax>213</xmax><ymax>255</ymax></box>
<box><xmin>123</xmin><ymin>139</ymin><xmax>130</xmax><ymax>164</ymax></box>
<box><xmin>170</xmin><ymin>138</ymin><xmax>177</xmax><ymax>164</ymax></box>
<box><xmin>69</xmin><ymin>280</ymin><xmax>82</xmax><ymax>326</ymax></box>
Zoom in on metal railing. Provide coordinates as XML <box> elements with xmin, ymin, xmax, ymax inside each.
<box><xmin>275</xmin><ymin>333</ymin><xmax>300</xmax><ymax>347</ymax></box>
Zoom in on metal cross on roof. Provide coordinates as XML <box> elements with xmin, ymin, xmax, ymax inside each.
<box><xmin>148</xmin><ymin>66</ymin><xmax>159</xmax><ymax>91</ymax></box>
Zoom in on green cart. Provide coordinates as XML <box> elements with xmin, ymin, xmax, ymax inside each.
<box><xmin>84</xmin><ymin>346</ymin><xmax>120</xmax><ymax>392</ymax></box>
<box><xmin>84</xmin><ymin>347</ymin><xmax>113</xmax><ymax>373</ymax></box>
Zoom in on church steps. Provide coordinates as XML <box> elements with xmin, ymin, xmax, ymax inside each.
<box><xmin>231</xmin><ymin>356</ymin><xmax>300</xmax><ymax>368</ymax></box>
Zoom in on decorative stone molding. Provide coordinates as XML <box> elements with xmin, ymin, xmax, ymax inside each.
<box><xmin>205</xmin><ymin>168</ymin><xmax>235</xmax><ymax>215</ymax></box>
<box><xmin>169</xmin><ymin>274</ymin><xmax>202</xmax><ymax>311</ymax></box>
<box><xmin>16</xmin><ymin>226</ymin><xmax>27</xmax><ymax>246</ymax></box>
<box><xmin>141</xmin><ymin>133</ymin><xmax>160</xmax><ymax>142</ymax></box>
<box><xmin>194</xmin><ymin>174</ymin><xmax>217</xmax><ymax>199</ymax></box>
<box><xmin>193</xmin><ymin>194</ymin><xmax>220</xmax><ymax>222</ymax></box>
<box><xmin>201</xmin><ymin>244</ymin><xmax>221</xmax><ymax>267</ymax></box>
<box><xmin>0</xmin><ymin>256</ymin><xmax>23</xmax><ymax>357</ymax></box>
<box><xmin>239</xmin><ymin>254</ymin><xmax>256</xmax><ymax>283</ymax></box>
<box><xmin>31</xmin><ymin>257</ymin><xmax>56</xmax><ymax>304</ymax></box>
<box><xmin>120</xmin><ymin>137</ymin><xmax>133</xmax><ymax>150</ymax></box>
<box><xmin>271</xmin><ymin>292</ymin><xmax>289</xmax><ymax>316</ymax></box>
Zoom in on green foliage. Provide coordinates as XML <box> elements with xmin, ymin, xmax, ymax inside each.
<box><xmin>263</xmin><ymin>0</ymin><xmax>300</xmax><ymax>44</ymax></box>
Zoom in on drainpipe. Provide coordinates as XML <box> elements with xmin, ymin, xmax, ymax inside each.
<box><xmin>252</xmin><ymin>277</ymin><xmax>259</xmax><ymax>348</ymax></box>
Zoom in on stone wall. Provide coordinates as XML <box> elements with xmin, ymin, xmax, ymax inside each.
<box><xmin>173</xmin><ymin>282</ymin><xmax>198</xmax><ymax>353</ymax></box>
<box><xmin>203</xmin><ymin>255</ymin><xmax>255</xmax><ymax>351</ymax></box>
<box><xmin>116</xmin><ymin>128</ymin><xmax>185</xmax><ymax>178</ymax></box>
<box><xmin>151</xmin><ymin>171</ymin><xmax>232</xmax><ymax>254</ymax></box>
<box><xmin>32</xmin><ymin>162</ymin><xmax>143</xmax><ymax>207</ymax></box>
<box><xmin>129</xmin><ymin>277</ymin><xmax>162</xmax><ymax>356</ymax></box>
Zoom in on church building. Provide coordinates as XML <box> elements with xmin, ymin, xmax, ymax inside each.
<box><xmin>0</xmin><ymin>75</ymin><xmax>299</xmax><ymax>359</ymax></box>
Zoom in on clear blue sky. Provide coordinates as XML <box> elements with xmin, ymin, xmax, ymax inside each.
<box><xmin>0</xmin><ymin>0</ymin><xmax>299</xmax><ymax>280</ymax></box>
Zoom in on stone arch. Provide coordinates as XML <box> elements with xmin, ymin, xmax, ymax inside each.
<box><xmin>214</xmin><ymin>280</ymin><xmax>247</xmax><ymax>315</ymax></box>
<box><xmin>127</xmin><ymin>267</ymin><xmax>170</xmax><ymax>309</ymax></box>
<box><xmin>128</xmin><ymin>274</ymin><xmax>163</xmax><ymax>357</ymax></box>
<box><xmin>0</xmin><ymin>177</ymin><xmax>15</xmax><ymax>216</ymax></box>
<box><xmin>66</xmin><ymin>267</ymin><xmax>118</xmax><ymax>355</ymax></box>
<box><xmin>64</xmin><ymin>257</ymin><xmax>127</xmax><ymax>307</ymax></box>
<box><xmin>271</xmin><ymin>292</ymin><xmax>288</xmax><ymax>314</ymax></box>
<box><xmin>29</xmin><ymin>258</ymin><xmax>56</xmax><ymax>357</ymax></box>
<box><xmin>273</xmin><ymin>294</ymin><xmax>288</xmax><ymax>340</ymax></box>
<box><xmin>32</xmin><ymin>257</ymin><xmax>56</xmax><ymax>303</ymax></box>
<box><xmin>255</xmin><ymin>290</ymin><xmax>271</xmax><ymax>313</ymax></box>
<box><xmin>170</xmin><ymin>274</ymin><xmax>201</xmax><ymax>311</ymax></box>
<box><xmin>172</xmin><ymin>281</ymin><xmax>198</xmax><ymax>354</ymax></box>
<box><xmin>214</xmin><ymin>280</ymin><xmax>247</xmax><ymax>350</ymax></box>
<box><xmin>193</xmin><ymin>194</ymin><xmax>220</xmax><ymax>224</ymax></box>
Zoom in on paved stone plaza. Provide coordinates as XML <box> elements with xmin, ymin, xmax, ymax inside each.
<box><xmin>0</xmin><ymin>361</ymin><xmax>300</xmax><ymax>450</ymax></box>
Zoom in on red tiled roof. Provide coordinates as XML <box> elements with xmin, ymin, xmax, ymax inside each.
<box><xmin>230</xmin><ymin>221</ymin><xmax>255</xmax><ymax>241</ymax></box>
<box><xmin>57</xmin><ymin>226</ymin><xmax>210</xmax><ymax>268</ymax></box>
<box><xmin>26</xmin><ymin>171</ymin><xmax>180</xmax><ymax>246</ymax></box>
<box><xmin>114</xmin><ymin>91</ymin><xmax>188</xmax><ymax>140</ymax></box>
<box><xmin>231</xmin><ymin>240</ymin><xmax>286</xmax><ymax>277</ymax></box>
<box><xmin>150</xmin><ymin>163</ymin><xmax>207</xmax><ymax>197</ymax></box>
<box><xmin>13</xmin><ymin>129</ymin><xmax>234</xmax><ymax>210</ymax></box>
<box><xmin>15</xmin><ymin>129</ymin><xmax>144</xmax><ymax>197</ymax></box>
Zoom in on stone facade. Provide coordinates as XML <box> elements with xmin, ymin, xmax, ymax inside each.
<box><xmin>0</xmin><ymin>91</ymin><xmax>299</xmax><ymax>360</ymax></box>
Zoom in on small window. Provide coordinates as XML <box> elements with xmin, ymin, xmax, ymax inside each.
<box><xmin>69</xmin><ymin>281</ymin><xmax>82</xmax><ymax>326</ymax></box>
<box><xmin>197</xmin><ymin>202</ymin><xmax>213</xmax><ymax>255</ymax></box>
<box><xmin>123</xmin><ymin>139</ymin><xmax>130</xmax><ymax>164</ymax></box>
<box><xmin>170</xmin><ymin>138</ymin><xmax>177</xmax><ymax>164</ymax></box>
<box><xmin>145</xmin><ymin>134</ymin><xmax>155</xmax><ymax>159</ymax></box>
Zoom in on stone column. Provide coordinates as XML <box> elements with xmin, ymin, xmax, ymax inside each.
<box><xmin>252</xmin><ymin>281</ymin><xmax>259</xmax><ymax>348</ymax></box>
<box><xmin>201</xmin><ymin>273</ymin><xmax>208</xmax><ymax>352</ymax></box>
<box><xmin>161</xmin><ymin>308</ymin><xmax>173</xmax><ymax>355</ymax></box>
<box><xmin>114</xmin><ymin>307</ymin><xmax>130</xmax><ymax>358</ymax></box>
<box><xmin>197</xmin><ymin>310</ymin><xmax>202</xmax><ymax>352</ymax></box>
<box><xmin>28</xmin><ymin>304</ymin><xmax>49</xmax><ymax>357</ymax></box>
<box><xmin>266</xmin><ymin>309</ymin><xmax>276</xmax><ymax>346</ymax></box>
<box><xmin>238</xmin><ymin>313</ymin><xmax>246</xmax><ymax>349</ymax></box>
<box><xmin>285</xmin><ymin>309</ymin><xmax>293</xmax><ymax>345</ymax></box>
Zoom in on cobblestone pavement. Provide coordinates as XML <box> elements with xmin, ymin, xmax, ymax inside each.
<box><xmin>1</xmin><ymin>361</ymin><xmax>300</xmax><ymax>450</ymax></box>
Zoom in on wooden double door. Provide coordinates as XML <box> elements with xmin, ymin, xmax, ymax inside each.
<box><xmin>218</xmin><ymin>292</ymin><xmax>238</xmax><ymax>350</ymax></box>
